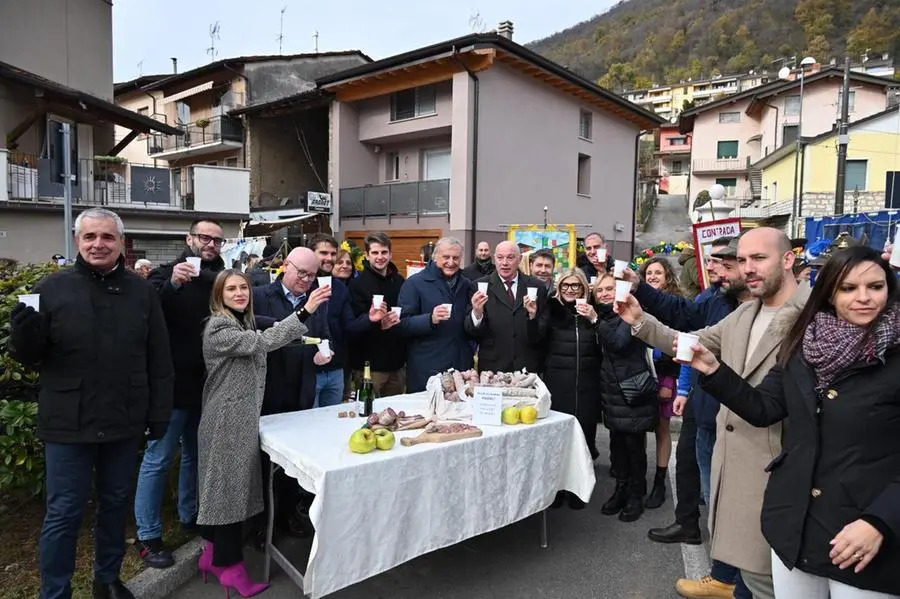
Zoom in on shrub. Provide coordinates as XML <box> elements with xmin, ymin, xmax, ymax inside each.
<box><xmin>0</xmin><ymin>260</ymin><xmax>59</xmax><ymax>496</ymax></box>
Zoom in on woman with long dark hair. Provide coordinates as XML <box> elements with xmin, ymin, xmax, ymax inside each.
<box><xmin>638</xmin><ymin>256</ymin><xmax>679</xmax><ymax>508</ymax></box>
<box><xmin>686</xmin><ymin>246</ymin><xmax>900</xmax><ymax>598</ymax></box>
<box><xmin>196</xmin><ymin>270</ymin><xmax>328</xmax><ymax>597</ymax></box>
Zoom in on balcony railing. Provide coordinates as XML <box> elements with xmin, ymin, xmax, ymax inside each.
<box><xmin>4</xmin><ymin>153</ymin><xmax>248</xmax><ymax>214</ymax></box>
<box><xmin>339</xmin><ymin>179</ymin><xmax>450</xmax><ymax>222</ymax></box>
<box><xmin>691</xmin><ymin>156</ymin><xmax>751</xmax><ymax>173</ymax></box>
<box><xmin>148</xmin><ymin>115</ymin><xmax>243</xmax><ymax>156</ymax></box>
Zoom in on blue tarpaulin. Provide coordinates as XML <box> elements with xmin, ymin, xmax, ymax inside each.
<box><xmin>805</xmin><ymin>210</ymin><xmax>900</xmax><ymax>251</ymax></box>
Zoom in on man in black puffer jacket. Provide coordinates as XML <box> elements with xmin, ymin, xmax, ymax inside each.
<box><xmin>348</xmin><ymin>232</ymin><xmax>407</xmax><ymax>396</ymax></box>
<box><xmin>461</xmin><ymin>240</ymin><xmax>495</xmax><ymax>281</ymax></box>
<box><xmin>9</xmin><ymin>208</ymin><xmax>173</xmax><ymax>599</ymax></box>
<box><xmin>133</xmin><ymin>219</ymin><xmax>226</xmax><ymax>568</ymax></box>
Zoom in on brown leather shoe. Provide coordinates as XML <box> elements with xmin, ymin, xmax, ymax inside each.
<box><xmin>675</xmin><ymin>576</ymin><xmax>737</xmax><ymax>598</ymax></box>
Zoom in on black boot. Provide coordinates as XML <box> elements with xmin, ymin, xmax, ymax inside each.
<box><xmin>645</xmin><ymin>467</ymin><xmax>668</xmax><ymax>509</ymax></box>
<box><xmin>619</xmin><ymin>495</ymin><xmax>644</xmax><ymax>522</ymax></box>
<box><xmin>600</xmin><ymin>481</ymin><xmax>628</xmax><ymax>515</ymax></box>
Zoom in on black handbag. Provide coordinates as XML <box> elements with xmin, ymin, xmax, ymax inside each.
<box><xmin>617</xmin><ymin>369</ymin><xmax>659</xmax><ymax>406</ymax></box>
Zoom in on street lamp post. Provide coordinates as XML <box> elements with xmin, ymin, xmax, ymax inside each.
<box><xmin>783</xmin><ymin>57</ymin><xmax>816</xmax><ymax>236</ymax></box>
<box><xmin>708</xmin><ymin>183</ymin><xmax>726</xmax><ymax>221</ymax></box>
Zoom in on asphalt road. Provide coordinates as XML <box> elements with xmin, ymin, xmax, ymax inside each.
<box><xmin>171</xmin><ymin>432</ymin><xmax>690</xmax><ymax>599</ymax></box>
<box><xmin>636</xmin><ymin>194</ymin><xmax>693</xmax><ymax>249</ymax></box>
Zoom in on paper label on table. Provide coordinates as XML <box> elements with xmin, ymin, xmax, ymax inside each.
<box><xmin>472</xmin><ymin>386</ymin><xmax>503</xmax><ymax>426</ymax></box>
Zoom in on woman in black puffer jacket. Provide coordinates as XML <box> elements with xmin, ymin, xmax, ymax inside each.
<box><xmin>527</xmin><ymin>268</ymin><xmax>602</xmax><ymax>509</ymax></box>
<box><xmin>593</xmin><ymin>273</ymin><xmax>659</xmax><ymax>523</ymax></box>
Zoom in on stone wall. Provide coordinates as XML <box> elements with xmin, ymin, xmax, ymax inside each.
<box><xmin>801</xmin><ymin>191</ymin><xmax>885</xmax><ymax>217</ymax></box>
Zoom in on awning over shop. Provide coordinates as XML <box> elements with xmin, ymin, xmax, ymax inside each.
<box><xmin>241</xmin><ymin>213</ymin><xmax>320</xmax><ymax>237</ymax></box>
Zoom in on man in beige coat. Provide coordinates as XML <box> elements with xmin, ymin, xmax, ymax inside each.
<box><xmin>616</xmin><ymin>228</ymin><xmax>810</xmax><ymax>599</ymax></box>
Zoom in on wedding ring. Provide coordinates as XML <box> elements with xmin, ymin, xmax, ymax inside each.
<box><xmin>852</xmin><ymin>552</ymin><xmax>863</xmax><ymax>561</ymax></box>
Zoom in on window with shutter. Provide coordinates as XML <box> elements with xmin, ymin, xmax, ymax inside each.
<box><xmin>391</xmin><ymin>86</ymin><xmax>436</xmax><ymax>121</ymax></box>
<box><xmin>717</xmin><ymin>140</ymin><xmax>739</xmax><ymax>159</ymax></box>
<box><xmin>846</xmin><ymin>160</ymin><xmax>867</xmax><ymax>191</ymax></box>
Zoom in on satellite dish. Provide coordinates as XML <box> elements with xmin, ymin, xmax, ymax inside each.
<box><xmin>778</xmin><ymin>66</ymin><xmax>791</xmax><ymax>80</ymax></box>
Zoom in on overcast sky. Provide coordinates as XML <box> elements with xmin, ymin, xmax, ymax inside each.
<box><xmin>112</xmin><ymin>0</ymin><xmax>616</xmax><ymax>82</ymax></box>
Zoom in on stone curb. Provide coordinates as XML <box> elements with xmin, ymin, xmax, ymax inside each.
<box><xmin>126</xmin><ymin>537</ymin><xmax>204</xmax><ymax>599</ymax></box>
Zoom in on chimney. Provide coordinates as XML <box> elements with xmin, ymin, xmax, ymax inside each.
<box><xmin>497</xmin><ymin>20</ymin><xmax>513</xmax><ymax>40</ymax></box>
<box><xmin>170</xmin><ymin>57</ymin><xmax>178</xmax><ymax>74</ymax></box>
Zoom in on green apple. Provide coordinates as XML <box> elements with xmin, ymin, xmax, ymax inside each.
<box><xmin>501</xmin><ymin>406</ymin><xmax>520</xmax><ymax>425</ymax></box>
<box><xmin>349</xmin><ymin>428</ymin><xmax>377</xmax><ymax>454</ymax></box>
<box><xmin>373</xmin><ymin>428</ymin><xmax>395</xmax><ymax>450</ymax></box>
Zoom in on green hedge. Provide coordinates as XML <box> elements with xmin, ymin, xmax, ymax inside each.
<box><xmin>0</xmin><ymin>260</ymin><xmax>59</xmax><ymax>495</ymax></box>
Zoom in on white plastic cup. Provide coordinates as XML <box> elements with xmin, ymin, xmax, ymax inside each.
<box><xmin>18</xmin><ymin>294</ymin><xmax>40</xmax><ymax>312</ymax></box>
<box><xmin>477</xmin><ymin>281</ymin><xmax>489</xmax><ymax>294</ymax></box>
<box><xmin>596</xmin><ymin>248</ymin><xmax>607</xmax><ymax>262</ymax></box>
<box><xmin>615</xmin><ymin>280</ymin><xmax>631</xmax><ymax>302</ymax></box>
<box><xmin>890</xmin><ymin>224</ymin><xmax>900</xmax><ymax>269</ymax></box>
<box><xmin>441</xmin><ymin>303</ymin><xmax>453</xmax><ymax>317</ymax></box>
<box><xmin>186</xmin><ymin>256</ymin><xmax>201</xmax><ymax>276</ymax></box>
<box><xmin>372</xmin><ymin>294</ymin><xmax>384</xmax><ymax>308</ymax></box>
<box><xmin>575</xmin><ymin>298</ymin><xmax>587</xmax><ymax>305</ymax></box>
<box><xmin>614</xmin><ymin>260</ymin><xmax>628</xmax><ymax>278</ymax></box>
<box><xmin>590</xmin><ymin>276</ymin><xmax>598</xmax><ymax>286</ymax></box>
<box><xmin>527</xmin><ymin>286</ymin><xmax>538</xmax><ymax>299</ymax></box>
<box><xmin>676</xmin><ymin>333</ymin><xmax>700</xmax><ymax>362</ymax></box>
<box><xmin>391</xmin><ymin>306</ymin><xmax>402</xmax><ymax>317</ymax></box>
<box><xmin>318</xmin><ymin>339</ymin><xmax>332</xmax><ymax>358</ymax></box>
<box><xmin>317</xmin><ymin>276</ymin><xmax>332</xmax><ymax>288</ymax></box>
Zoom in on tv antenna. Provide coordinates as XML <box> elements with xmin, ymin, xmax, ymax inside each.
<box><xmin>313</xmin><ymin>30</ymin><xmax>319</xmax><ymax>53</ymax></box>
<box><xmin>469</xmin><ymin>11</ymin><xmax>485</xmax><ymax>33</ymax></box>
<box><xmin>277</xmin><ymin>6</ymin><xmax>287</xmax><ymax>54</ymax></box>
<box><xmin>207</xmin><ymin>21</ymin><xmax>221</xmax><ymax>61</ymax></box>
<box><xmin>137</xmin><ymin>60</ymin><xmax>144</xmax><ymax>76</ymax></box>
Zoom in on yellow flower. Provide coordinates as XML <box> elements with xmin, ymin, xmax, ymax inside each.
<box><xmin>341</xmin><ymin>240</ymin><xmax>352</xmax><ymax>252</ymax></box>
<box><xmin>636</xmin><ymin>257</ymin><xmax>645</xmax><ymax>265</ymax></box>
<box><xmin>354</xmin><ymin>255</ymin><xmax>364</xmax><ymax>271</ymax></box>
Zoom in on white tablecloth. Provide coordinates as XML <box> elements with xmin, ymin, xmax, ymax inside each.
<box><xmin>259</xmin><ymin>394</ymin><xmax>596</xmax><ymax>598</ymax></box>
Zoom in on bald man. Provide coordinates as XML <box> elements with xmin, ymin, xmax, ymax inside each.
<box><xmin>462</xmin><ymin>240</ymin><xmax>495</xmax><ymax>281</ymax></box>
<box><xmin>619</xmin><ymin>227</ymin><xmax>807</xmax><ymax>599</ymax></box>
<box><xmin>465</xmin><ymin>240</ymin><xmax>549</xmax><ymax>373</ymax></box>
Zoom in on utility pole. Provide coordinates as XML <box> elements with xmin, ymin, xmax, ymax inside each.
<box><xmin>833</xmin><ymin>57</ymin><xmax>851</xmax><ymax>214</ymax></box>
<box><xmin>62</xmin><ymin>123</ymin><xmax>74</xmax><ymax>262</ymax></box>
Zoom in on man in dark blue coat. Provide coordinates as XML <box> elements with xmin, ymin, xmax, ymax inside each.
<box><xmin>628</xmin><ymin>236</ymin><xmax>752</xmax><ymax>599</ymax></box>
<box><xmin>398</xmin><ymin>237</ymin><xmax>475</xmax><ymax>392</ymax></box>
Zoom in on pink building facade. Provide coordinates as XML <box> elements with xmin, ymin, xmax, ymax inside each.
<box><xmin>322</xmin><ymin>32</ymin><xmax>663</xmax><ymax>262</ymax></box>
<box><xmin>681</xmin><ymin>68</ymin><xmax>897</xmax><ymax>213</ymax></box>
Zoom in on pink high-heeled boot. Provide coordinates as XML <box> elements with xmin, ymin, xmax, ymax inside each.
<box><xmin>218</xmin><ymin>561</ymin><xmax>269</xmax><ymax>598</ymax></box>
<box><xmin>198</xmin><ymin>541</ymin><xmax>225</xmax><ymax>583</ymax></box>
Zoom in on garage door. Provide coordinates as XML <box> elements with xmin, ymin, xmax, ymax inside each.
<box><xmin>343</xmin><ymin>229</ymin><xmax>443</xmax><ymax>277</ymax></box>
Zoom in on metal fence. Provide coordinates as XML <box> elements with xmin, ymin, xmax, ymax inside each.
<box><xmin>149</xmin><ymin>115</ymin><xmax>243</xmax><ymax>154</ymax></box>
<box><xmin>5</xmin><ymin>154</ymin><xmax>185</xmax><ymax>209</ymax></box>
<box><xmin>339</xmin><ymin>179</ymin><xmax>450</xmax><ymax>222</ymax></box>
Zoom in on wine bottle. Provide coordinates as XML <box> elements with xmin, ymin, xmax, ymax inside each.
<box><xmin>358</xmin><ymin>361</ymin><xmax>374</xmax><ymax>417</ymax></box>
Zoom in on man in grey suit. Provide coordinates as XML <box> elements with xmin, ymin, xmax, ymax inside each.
<box><xmin>465</xmin><ymin>241</ymin><xmax>549</xmax><ymax>373</ymax></box>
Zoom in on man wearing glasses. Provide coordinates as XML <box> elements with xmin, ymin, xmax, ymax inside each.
<box><xmin>133</xmin><ymin>219</ymin><xmax>227</xmax><ymax>568</ymax></box>
<box><xmin>253</xmin><ymin>246</ymin><xmax>333</xmax><ymax>540</ymax></box>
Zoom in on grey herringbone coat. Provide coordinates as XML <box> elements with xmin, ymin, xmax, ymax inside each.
<box><xmin>197</xmin><ymin>312</ymin><xmax>307</xmax><ymax>526</ymax></box>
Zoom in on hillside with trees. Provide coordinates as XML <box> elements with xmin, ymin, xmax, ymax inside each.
<box><xmin>528</xmin><ymin>0</ymin><xmax>900</xmax><ymax>91</ymax></box>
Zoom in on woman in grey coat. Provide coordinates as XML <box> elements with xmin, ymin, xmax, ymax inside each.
<box><xmin>197</xmin><ymin>269</ymin><xmax>330</xmax><ymax>597</ymax></box>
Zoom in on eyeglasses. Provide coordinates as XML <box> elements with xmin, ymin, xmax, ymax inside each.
<box><xmin>191</xmin><ymin>233</ymin><xmax>225</xmax><ymax>247</ymax></box>
<box><xmin>287</xmin><ymin>260</ymin><xmax>316</xmax><ymax>280</ymax></box>
<box><xmin>560</xmin><ymin>283</ymin><xmax>583</xmax><ymax>291</ymax></box>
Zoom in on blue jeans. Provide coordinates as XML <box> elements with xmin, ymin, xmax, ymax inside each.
<box><xmin>696</xmin><ymin>425</ymin><xmax>716</xmax><ymax>505</ymax></box>
<box><xmin>134</xmin><ymin>409</ymin><xmax>199</xmax><ymax>541</ymax></box>
<box><xmin>41</xmin><ymin>437</ymin><xmax>141</xmax><ymax>599</ymax></box>
<box><xmin>315</xmin><ymin>369</ymin><xmax>345</xmax><ymax>407</ymax></box>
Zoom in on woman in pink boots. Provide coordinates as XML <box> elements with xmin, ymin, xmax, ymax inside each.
<box><xmin>197</xmin><ymin>269</ymin><xmax>329</xmax><ymax>596</ymax></box>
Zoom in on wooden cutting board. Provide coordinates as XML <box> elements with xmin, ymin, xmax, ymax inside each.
<box><xmin>400</xmin><ymin>429</ymin><xmax>483</xmax><ymax>446</ymax></box>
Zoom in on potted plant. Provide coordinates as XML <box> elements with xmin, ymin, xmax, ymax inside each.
<box><xmin>195</xmin><ymin>118</ymin><xmax>210</xmax><ymax>129</ymax></box>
